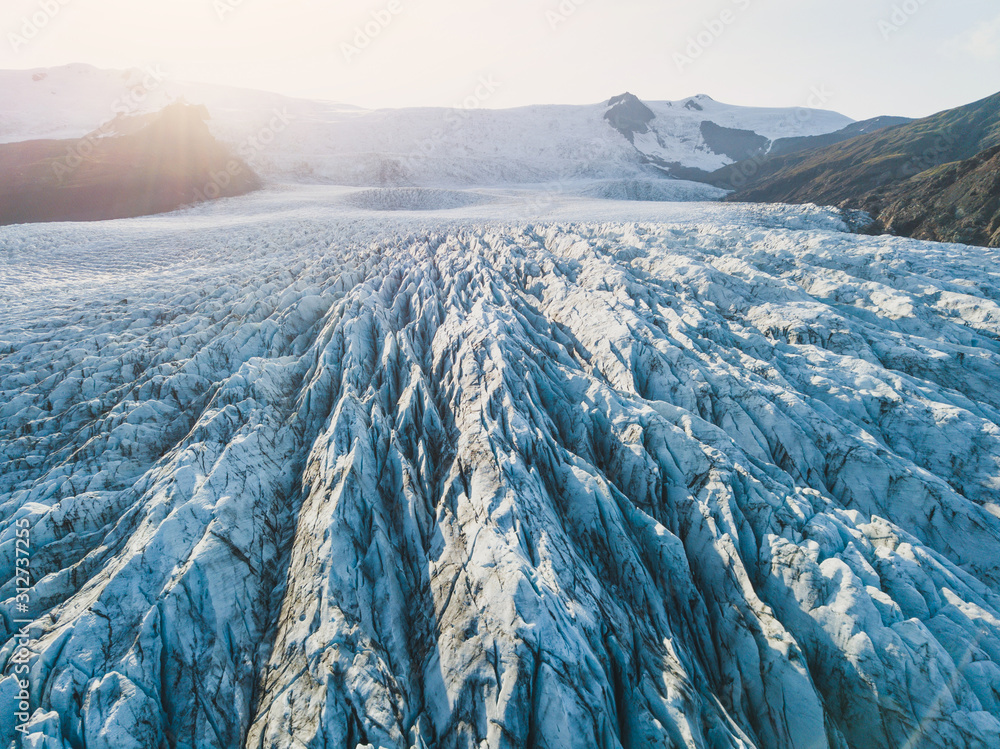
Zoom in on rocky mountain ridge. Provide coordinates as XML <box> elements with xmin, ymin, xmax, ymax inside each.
<box><xmin>718</xmin><ymin>91</ymin><xmax>1000</xmax><ymax>247</ymax></box>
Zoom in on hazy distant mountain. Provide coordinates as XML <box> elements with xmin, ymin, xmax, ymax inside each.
<box><xmin>0</xmin><ymin>103</ymin><xmax>260</xmax><ymax>225</ymax></box>
<box><xmin>12</xmin><ymin>65</ymin><xmax>1000</xmax><ymax>248</ymax></box>
<box><xmin>0</xmin><ymin>66</ymin><xmax>853</xmax><ymax>187</ymax></box>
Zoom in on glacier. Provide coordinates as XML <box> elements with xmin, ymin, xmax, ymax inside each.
<box><xmin>1</xmin><ymin>189</ymin><xmax>1000</xmax><ymax>749</ymax></box>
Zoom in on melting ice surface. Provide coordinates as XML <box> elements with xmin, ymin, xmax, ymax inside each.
<box><xmin>1</xmin><ymin>186</ymin><xmax>1000</xmax><ymax>749</ymax></box>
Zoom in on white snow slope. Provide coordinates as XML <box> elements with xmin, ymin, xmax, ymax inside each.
<box><xmin>0</xmin><ymin>65</ymin><xmax>852</xmax><ymax>187</ymax></box>
<box><xmin>1</xmin><ymin>188</ymin><xmax>999</xmax><ymax>749</ymax></box>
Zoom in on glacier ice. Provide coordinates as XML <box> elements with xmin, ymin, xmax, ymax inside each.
<box><xmin>1</xmin><ymin>193</ymin><xmax>999</xmax><ymax>748</ymax></box>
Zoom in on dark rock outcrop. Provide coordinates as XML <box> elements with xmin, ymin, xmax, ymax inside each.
<box><xmin>0</xmin><ymin>102</ymin><xmax>260</xmax><ymax>225</ymax></box>
<box><xmin>699</xmin><ymin>120</ymin><xmax>770</xmax><ymax>162</ymax></box>
<box><xmin>604</xmin><ymin>92</ymin><xmax>656</xmax><ymax>143</ymax></box>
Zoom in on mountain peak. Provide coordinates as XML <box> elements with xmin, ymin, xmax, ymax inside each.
<box><xmin>606</xmin><ymin>91</ymin><xmax>644</xmax><ymax>107</ymax></box>
<box><xmin>604</xmin><ymin>92</ymin><xmax>655</xmax><ymax>143</ymax></box>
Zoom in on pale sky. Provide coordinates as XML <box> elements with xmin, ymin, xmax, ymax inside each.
<box><xmin>2</xmin><ymin>0</ymin><xmax>998</xmax><ymax>120</ymax></box>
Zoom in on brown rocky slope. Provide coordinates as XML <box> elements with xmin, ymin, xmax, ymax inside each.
<box><xmin>0</xmin><ymin>102</ymin><xmax>260</xmax><ymax>225</ymax></box>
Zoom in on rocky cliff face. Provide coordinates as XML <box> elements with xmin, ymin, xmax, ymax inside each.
<box><xmin>860</xmin><ymin>145</ymin><xmax>1000</xmax><ymax>247</ymax></box>
<box><xmin>1</xmin><ymin>206</ymin><xmax>999</xmax><ymax>748</ymax></box>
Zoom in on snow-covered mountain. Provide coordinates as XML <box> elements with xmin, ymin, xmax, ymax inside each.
<box><xmin>1</xmin><ymin>188</ymin><xmax>999</xmax><ymax>748</ymax></box>
<box><xmin>0</xmin><ymin>65</ymin><xmax>852</xmax><ymax>186</ymax></box>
